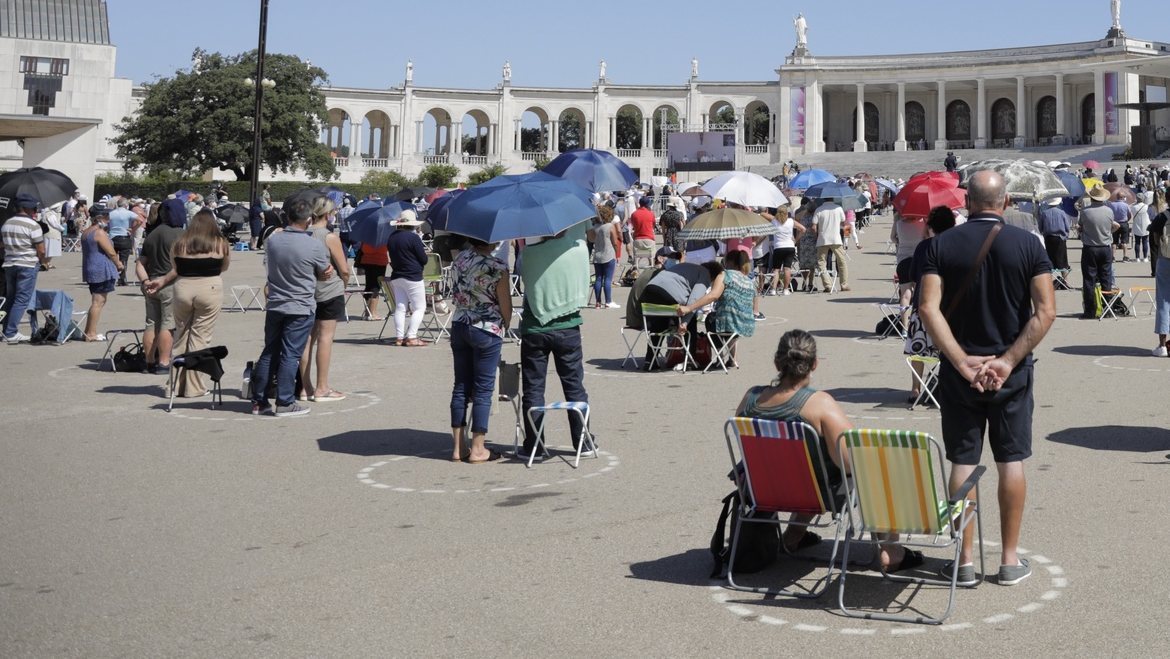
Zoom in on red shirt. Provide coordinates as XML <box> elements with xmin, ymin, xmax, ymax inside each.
<box><xmin>630</xmin><ymin>207</ymin><xmax>656</xmax><ymax>240</ymax></box>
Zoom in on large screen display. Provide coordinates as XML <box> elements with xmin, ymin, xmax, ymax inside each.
<box><xmin>668</xmin><ymin>131</ymin><xmax>735</xmax><ymax>172</ymax></box>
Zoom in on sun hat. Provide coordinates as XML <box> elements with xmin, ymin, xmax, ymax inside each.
<box><xmin>395</xmin><ymin>208</ymin><xmax>422</xmax><ymax>227</ymax></box>
<box><xmin>1087</xmin><ymin>185</ymin><xmax>1110</xmax><ymax>203</ymax></box>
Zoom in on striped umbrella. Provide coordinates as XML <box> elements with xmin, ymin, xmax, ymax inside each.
<box><xmin>675</xmin><ymin>207</ymin><xmax>778</xmax><ymax>241</ymax></box>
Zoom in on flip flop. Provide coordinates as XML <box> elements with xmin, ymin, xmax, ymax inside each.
<box><xmin>467</xmin><ymin>450</ymin><xmax>503</xmax><ymax>464</ymax></box>
<box><xmin>404</xmin><ymin>338</ymin><xmax>427</xmax><ymax>347</ymax></box>
<box><xmin>883</xmin><ymin>549</ymin><xmax>925</xmax><ymax>574</ymax></box>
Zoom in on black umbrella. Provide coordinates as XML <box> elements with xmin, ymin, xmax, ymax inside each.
<box><xmin>215</xmin><ymin>203</ymin><xmax>250</xmax><ymax>225</ymax></box>
<box><xmin>0</xmin><ymin>167</ymin><xmax>77</xmax><ymax>217</ymax></box>
<box><xmin>393</xmin><ymin>186</ymin><xmax>436</xmax><ymax>202</ymax></box>
<box><xmin>282</xmin><ymin>188</ymin><xmax>325</xmax><ymax>211</ymax></box>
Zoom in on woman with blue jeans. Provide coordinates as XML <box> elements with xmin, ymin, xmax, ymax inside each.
<box><xmin>448</xmin><ymin>238</ymin><xmax>512</xmax><ymax>463</ymax></box>
<box><xmin>588</xmin><ymin>205</ymin><xmax>620</xmax><ymax>308</ymax></box>
<box><xmin>1151</xmin><ymin>210</ymin><xmax>1170</xmax><ymax>356</ymax></box>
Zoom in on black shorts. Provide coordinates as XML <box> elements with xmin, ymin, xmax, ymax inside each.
<box><xmin>771</xmin><ymin>247</ymin><xmax>796</xmax><ymax>270</ymax></box>
<box><xmin>752</xmin><ymin>255</ymin><xmax>772</xmax><ymax>272</ymax></box>
<box><xmin>1114</xmin><ymin>224</ymin><xmax>1132</xmax><ymax>245</ymax></box>
<box><xmin>315</xmin><ymin>295</ymin><xmax>346</xmax><ymax>321</ymax></box>
<box><xmin>937</xmin><ymin>360</ymin><xmax>1034</xmax><ymax>464</ymax></box>
<box><xmin>895</xmin><ymin>257</ymin><xmax>914</xmax><ymax>284</ymax></box>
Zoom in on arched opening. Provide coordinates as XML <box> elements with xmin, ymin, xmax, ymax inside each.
<box><xmin>744</xmin><ymin>101</ymin><xmax>770</xmax><ymax>145</ymax></box>
<box><xmin>422</xmin><ymin>108</ymin><xmax>454</xmax><ymax>156</ymax></box>
<box><xmin>520</xmin><ymin>107</ymin><xmax>549</xmax><ymax>152</ymax></box>
<box><xmin>1081</xmin><ymin>94</ymin><xmax>1095</xmax><ymax>142</ymax></box>
<box><xmin>360</xmin><ymin>110</ymin><xmax>391</xmax><ymax>159</ymax></box>
<box><xmin>851</xmin><ymin>102</ymin><xmax>879</xmax><ymax>143</ymax></box>
<box><xmin>905</xmin><ymin>101</ymin><xmax>926</xmax><ymax>143</ymax></box>
<box><xmin>615</xmin><ymin>104</ymin><xmax>643</xmax><ymax>150</ymax></box>
<box><xmin>945</xmin><ymin>100</ymin><xmax>971</xmax><ymax>142</ymax></box>
<box><xmin>709</xmin><ymin>101</ymin><xmax>735</xmax><ymax>130</ymax></box>
<box><xmin>321</xmin><ymin>109</ymin><xmax>351</xmax><ymax>156</ymax></box>
<box><xmin>461</xmin><ymin>110</ymin><xmax>490</xmax><ymax>156</ymax></box>
<box><xmin>1035</xmin><ymin>96</ymin><xmax>1057</xmax><ymax>140</ymax></box>
<box><xmin>558</xmin><ymin>107</ymin><xmax>586</xmax><ymax>152</ymax></box>
<box><xmin>991</xmin><ymin>98</ymin><xmax>1016</xmax><ymax>142</ymax></box>
<box><xmin>651</xmin><ymin>104</ymin><xmax>679</xmax><ymax>149</ymax></box>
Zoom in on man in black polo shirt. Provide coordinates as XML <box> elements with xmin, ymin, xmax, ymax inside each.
<box><xmin>919</xmin><ymin>170</ymin><xmax>1055</xmax><ymax>588</ymax></box>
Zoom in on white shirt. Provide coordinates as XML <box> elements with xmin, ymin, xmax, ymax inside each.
<box><xmin>773</xmin><ymin>217</ymin><xmax>796</xmax><ymax>249</ymax></box>
<box><xmin>813</xmin><ymin>202</ymin><xmax>845</xmax><ymax>247</ymax></box>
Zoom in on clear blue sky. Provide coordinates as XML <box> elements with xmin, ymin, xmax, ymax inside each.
<box><xmin>108</xmin><ymin>0</ymin><xmax>1170</xmax><ymax>88</ymax></box>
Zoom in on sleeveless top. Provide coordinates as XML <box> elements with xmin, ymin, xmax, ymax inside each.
<box><xmin>175</xmin><ymin>256</ymin><xmax>225</xmax><ymax>278</ymax></box>
<box><xmin>740</xmin><ymin>385</ymin><xmax>844</xmax><ymax>497</ymax></box>
<box><xmin>311</xmin><ymin>227</ymin><xmax>345</xmax><ymax>301</ymax></box>
<box><xmin>592</xmin><ymin>223</ymin><xmax>615</xmax><ymax>264</ymax></box>
<box><xmin>713</xmin><ymin>270</ymin><xmax>756</xmax><ymax>337</ymax></box>
<box><xmin>80</xmin><ymin>229</ymin><xmax>118</xmax><ymax>283</ymax></box>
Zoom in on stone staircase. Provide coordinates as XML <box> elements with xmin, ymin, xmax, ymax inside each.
<box><xmin>746</xmin><ymin>143</ymin><xmax>1159</xmax><ymax>181</ymax></box>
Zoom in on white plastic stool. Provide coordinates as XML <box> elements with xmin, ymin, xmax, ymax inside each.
<box><xmin>523</xmin><ymin>401</ymin><xmax>594</xmax><ymax>468</ymax></box>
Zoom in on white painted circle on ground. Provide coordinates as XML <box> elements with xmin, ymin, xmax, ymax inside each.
<box><xmin>163</xmin><ymin>391</ymin><xmax>381</xmax><ymax>422</ymax></box>
<box><xmin>1092</xmin><ymin>355</ymin><xmax>1170</xmax><ymax>373</ymax></box>
<box><xmin>356</xmin><ymin>447</ymin><xmax>620</xmax><ymax>494</ymax></box>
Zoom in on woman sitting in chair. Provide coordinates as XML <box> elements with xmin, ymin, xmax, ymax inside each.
<box><xmin>734</xmin><ymin>329</ymin><xmax>921</xmax><ymax>572</ymax></box>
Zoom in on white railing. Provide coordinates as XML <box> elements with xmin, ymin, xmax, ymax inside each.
<box><xmin>616</xmin><ymin>149</ymin><xmax>642</xmax><ymax>159</ymax></box>
<box><xmin>361</xmin><ymin>158</ymin><xmax>389</xmax><ymax>168</ymax></box>
<box><xmin>520</xmin><ymin>151</ymin><xmax>549</xmax><ymax>162</ymax></box>
<box><xmin>333</xmin><ymin>157</ymin><xmax>349</xmax><ymax>167</ymax></box>
<box><xmin>462</xmin><ymin>155</ymin><xmax>488</xmax><ymax>166</ymax></box>
<box><xmin>423</xmin><ymin>154</ymin><xmax>449</xmax><ymax>164</ymax></box>
<box><xmin>744</xmin><ymin>144</ymin><xmax>768</xmax><ymax>154</ymax></box>
<box><xmin>652</xmin><ymin>149</ymin><xmax>667</xmax><ymax>159</ymax></box>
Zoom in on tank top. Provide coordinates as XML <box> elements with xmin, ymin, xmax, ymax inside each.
<box><xmin>739</xmin><ymin>384</ymin><xmax>844</xmax><ymax>497</ymax></box>
<box><xmin>592</xmin><ymin>223</ymin><xmax>615</xmax><ymax>264</ymax></box>
<box><xmin>773</xmin><ymin>218</ymin><xmax>796</xmax><ymax>249</ymax></box>
<box><xmin>175</xmin><ymin>256</ymin><xmax>225</xmax><ymax>278</ymax></box>
<box><xmin>311</xmin><ymin>227</ymin><xmax>345</xmax><ymax>301</ymax></box>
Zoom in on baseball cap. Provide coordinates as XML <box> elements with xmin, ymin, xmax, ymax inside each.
<box><xmin>15</xmin><ymin>192</ymin><xmax>40</xmax><ymax>209</ymax></box>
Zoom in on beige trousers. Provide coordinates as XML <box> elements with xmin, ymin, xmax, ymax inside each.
<box><xmin>173</xmin><ymin>276</ymin><xmax>223</xmax><ymax>396</ymax></box>
<box><xmin>815</xmin><ymin>245</ymin><xmax>849</xmax><ymax>290</ymax></box>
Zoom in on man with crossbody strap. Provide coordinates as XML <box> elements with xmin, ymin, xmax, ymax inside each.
<box><xmin>919</xmin><ymin>170</ymin><xmax>1055</xmax><ymax>588</ymax></box>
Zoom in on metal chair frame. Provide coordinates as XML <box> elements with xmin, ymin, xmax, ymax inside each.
<box><xmin>523</xmin><ymin>402</ymin><xmax>595</xmax><ymax>469</ymax></box>
<box><xmin>906</xmin><ymin>355</ymin><xmax>941</xmax><ymax>410</ymax></box>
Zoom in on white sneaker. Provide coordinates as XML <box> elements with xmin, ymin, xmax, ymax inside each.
<box><xmin>783</xmin><ymin>289</ymin><xmax>792</xmax><ymax>296</ymax></box>
<box><xmin>605</xmin><ymin>302</ymin><xmax>621</xmax><ymax>309</ymax></box>
<box><xmin>5</xmin><ymin>332</ymin><xmax>30</xmax><ymax>344</ymax></box>
<box><xmin>1153</xmin><ymin>345</ymin><xmax>1168</xmax><ymax>358</ymax></box>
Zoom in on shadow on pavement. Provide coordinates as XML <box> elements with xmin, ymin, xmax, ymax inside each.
<box><xmin>1050</xmin><ymin>344</ymin><xmax>1150</xmax><ymax>357</ymax></box>
<box><xmin>826</xmin><ymin>297</ymin><xmax>888</xmax><ymax>304</ymax></box>
<box><xmin>1046</xmin><ymin>425</ymin><xmax>1170</xmax><ymax>453</ymax></box>
<box><xmin>317</xmin><ymin>428</ymin><xmax>453</xmax><ymax>459</ymax></box>
<box><xmin>809</xmin><ymin>329</ymin><xmax>873</xmax><ymax>339</ymax></box>
<box><xmin>98</xmin><ymin>384</ymin><xmax>164</xmax><ymax>396</ymax></box>
<box><xmin>587</xmin><ymin>357</ymin><xmax>640</xmax><ymax>372</ymax></box>
<box><xmin>824</xmin><ymin>387</ymin><xmax>907</xmax><ymax>407</ymax></box>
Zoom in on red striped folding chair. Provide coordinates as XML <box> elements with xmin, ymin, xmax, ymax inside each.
<box><xmin>723</xmin><ymin>417</ymin><xmax>848</xmax><ymax>598</ymax></box>
<box><xmin>838</xmin><ymin>429</ymin><xmax>985</xmax><ymax>625</ymax></box>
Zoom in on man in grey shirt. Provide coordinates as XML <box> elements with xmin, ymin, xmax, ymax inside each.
<box><xmin>250</xmin><ymin>197</ymin><xmax>333</xmax><ymax>417</ymax></box>
<box><xmin>1078</xmin><ymin>186</ymin><xmax>1121</xmax><ymax>318</ymax></box>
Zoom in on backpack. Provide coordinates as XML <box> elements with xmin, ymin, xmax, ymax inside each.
<box><xmin>619</xmin><ymin>266</ymin><xmax>639</xmax><ymax>287</ymax></box>
<box><xmin>112</xmin><ymin>343</ymin><xmax>147</xmax><ymax>372</ymax></box>
<box><xmin>29</xmin><ymin>314</ymin><xmax>61</xmax><ymax>345</ymax></box>
<box><xmin>709</xmin><ymin>484</ymin><xmax>780</xmax><ymax>578</ymax></box>
<box><xmin>874</xmin><ymin>316</ymin><xmax>903</xmax><ymax>337</ymax></box>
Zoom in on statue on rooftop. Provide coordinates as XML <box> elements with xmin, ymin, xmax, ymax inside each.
<box><xmin>794</xmin><ymin>13</ymin><xmax>808</xmax><ymax>48</ymax></box>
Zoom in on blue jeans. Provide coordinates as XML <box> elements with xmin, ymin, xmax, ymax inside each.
<box><xmin>521</xmin><ymin>327</ymin><xmax>589</xmax><ymax>452</ymax></box>
<box><xmin>3</xmin><ymin>266</ymin><xmax>38</xmax><ymax>338</ymax></box>
<box><xmin>449</xmin><ymin>322</ymin><xmax>504</xmax><ymax>433</ymax></box>
<box><xmin>593</xmin><ymin>259</ymin><xmax>615</xmax><ymax>304</ymax></box>
<box><xmin>1134</xmin><ymin>235</ymin><xmax>1150</xmax><ymax>260</ymax></box>
<box><xmin>251</xmin><ymin>311</ymin><xmax>314</xmax><ymax>408</ymax></box>
<box><xmin>1156</xmin><ymin>258</ymin><xmax>1170</xmax><ymax>335</ymax></box>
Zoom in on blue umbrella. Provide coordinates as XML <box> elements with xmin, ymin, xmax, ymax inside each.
<box><xmin>314</xmin><ymin>186</ymin><xmax>346</xmax><ymax>207</ymax></box>
<box><xmin>787</xmin><ymin>169</ymin><xmax>836</xmax><ymax>190</ymax></box>
<box><xmin>874</xmin><ymin>178</ymin><xmax>900</xmax><ymax>194</ymax></box>
<box><xmin>1053</xmin><ymin>169</ymin><xmax>1086</xmax><ymax>217</ymax></box>
<box><xmin>543</xmin><ymin>148</ymin><xmax>638</xmax><ymax>193</ymax></box>
<box><xmin>804</xmin><ymin>181</ymin><xmax>866</xmax><ymax>211</ymax></box>
<box><xmin>444</xmin><ymin>171</ymin><xmax>596</xmax><ymax>242</ymax></box>
<box><xmin>348</xmin><ymin>200</ymin><xmax>413</xmax><ymax>246</ymax></box>
<box><xmin>425</xmin><ymin>189</ymin><xmax>466</xmax><ymax>231</ymax></box>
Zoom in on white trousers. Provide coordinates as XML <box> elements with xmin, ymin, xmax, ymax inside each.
<box><xmin>390</xmin><ymin>278</ymin><xmax>426</xmax><ymax>339</ymax></box>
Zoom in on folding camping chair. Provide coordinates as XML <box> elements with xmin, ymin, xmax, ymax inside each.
<box><xmin>877</xmin><ymin>304</ymin><xmax>909</xmax><ymax>340</ymax></box>
<box><xmin>838</xmin><ymin>429</ymin><xmax>985</xmax><ymax>625</ymax></box>
<box><xmin>722</xmin><ymin>418</ymin><xmax>849</xmax><ymax>598</ymax></box>
<box><xmin>419</xmin><ymin>253</ymin><xmax>452</xmax><ymax>341</ymax></box>
<box><xmin>906</xmin><ymin>355</ymin><xmax>941</xmax><ymax>410</ymax></box>
<box><xmin>1098</xmin><ymin>287</ymin><xmax>1125</xmax><ymax>320</ymax></box>
<box><xmin>815</xmin><ymin>263</ymin><xmax>839</xmax><ymax>294</ymax></box>
<box><xmin>704</xmin><ymin>331</ymin><xmax>739</xmax><ymax>373</ymax></box>
<box><xmin>100</xmin><ymin>329</ymin><xmax>143</xmax><ymax>371</ymax></box>
<box><xmin>621</xmin><ymin>324</ymin><xmax>644</xmax><ymax>369</ymax></box>
<box><xmin>524</xmin><ymin>401</ymin><xmax>595</xmax><ymax>468</ymax></box>
<box><xmin>376</xmin><ymin>277</ymin><xmax>396</xmax><ymax>341</ymax></box>
<box><xmin>497</xmin><ymin>360</ymin><xmax>525</xmax><ymax>456</ymax></box>
<box><xmin>228</xmin><ymin>285</ymin><xmax>265</xmax><ymax>313</ymax></box>
<box><xmin>1129</xmin><ymin>286</ymin><xmax>1156</xmax><ymax>316</ymax></box>
<box><xmin>641</xmin><ymin>303</ymin><xmax>695</xmax><ymax>372</ymax></box>
<box><xmin>167</xmin><ymin>346</ymin><xmax>229</xmax><ymax>412</ymax></box>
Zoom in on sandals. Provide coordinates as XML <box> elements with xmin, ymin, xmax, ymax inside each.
<box><xmin>402</xmin><ymin>338</ymin><xmax>427</xmax><ymax>347</ymax></box>
<box><xmin>314</xmin><ymin>389</ymin><xmax>346</xmax><ymax>402</ymax></box>
<box><xmin>467</xmin><ymin>450</ymin><xmax>503</xmax><ymax>464</ymax></box>
<box><xmin>881</xmin><ymin>549</ymin><xmax>925</xmax><ymax>574</ymax></box>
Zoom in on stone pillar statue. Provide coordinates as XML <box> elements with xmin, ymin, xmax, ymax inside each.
<box><xmin>503</xmin><ymin>60</ymin><xmax>511</xmax><ymax>82</ymax></box>
<box><xmin>405</xmin><ymin>60</ymin><xmax>413</xmax><ymax>83</ymax></box>
<box><xmin>690</xmin><ymin>57</ymin><xmax>699</xmax><ymax>79</ymax></box>
<box><xmin>794</xmin><ymin>13</ymin><xmax>808</xmax><ymax>47</ymax></box>
<box><xmin>1111</xmin><ymin>0</ymin><xmax>1122</xmax><ymax>29</ymax></box>
<box><xmin>599</xmin><ymin>59</ymin><xmax>606</xmax><ymax>80</ymax></box>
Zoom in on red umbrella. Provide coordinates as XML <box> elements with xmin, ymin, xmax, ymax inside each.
<box><xmin>424</xmin><ymin>188</ymin><xmax>448</xmax><ymax>204</ymax></box>
<box><xmin>892</xmin><ymin>171</ymin><xmax>966</xmax><ymax>219</ymax></box>
<box><xmin>1083</xmin><ymin>159</ymin><xmax>1100</xmax><ymax>171</ymax></box>
<box><xmin>1103</xmin><ymin>182</ymin><xmax>1136</xmax><ymax>204</ymax></box>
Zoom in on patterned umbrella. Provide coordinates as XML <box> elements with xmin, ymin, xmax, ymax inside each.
<box><xmin>958</xmin><ymin>159</ymin><xmax>1069</xmax><ymax>202</ymax></box>
<box><xmin>675</xmin><ymin>207</ymin><xmax>778</xmax><ymax>241</ymax></box>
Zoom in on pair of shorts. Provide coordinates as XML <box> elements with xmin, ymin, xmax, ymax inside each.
<box><xmin>937</xmin><ymin>360</ymin><xmax>1034</xmax><ymax>464</ymax></box>
<box><xmin>1114</xmin><ymin>224</ymin><xmax>1132</xmax><ymax>245</ymax></box>
<box><xmin>752</xmin><ymin>255</ymin><xmax>772</xmax><ymax>272</ymax></box>
<box><xmin>771</xmin><ymin>247</ymin><xmax>796</xmax><ymax>270</ymax></box>
<box><xmin>315</xmin><ymin>295</ymin><xmax>346</xmax><ymax>321</ymax></box>
<box><xmin>144</xmin><ymin>286</ymin><xmax>176</xmax><ymax>331</ymax></box>
<box><xmin>88</xmin><ymin>279</ymin><xmax>116</xmax><ymax>295</ymax></box>
<box><xmin>895</xmin><ymin>257</ymin><xmax>914</xmax><ymax>284</ymax></box>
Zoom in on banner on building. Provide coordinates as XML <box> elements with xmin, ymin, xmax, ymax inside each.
<box><xmin>790</xmin><ymin>87</ymin><xmax>806</xmax><ymax>146</ymax></box>
<box><xmin>1104</xmin><ymin>72</ymin><xmax>1118</xmax><ymax>136</ymax></box>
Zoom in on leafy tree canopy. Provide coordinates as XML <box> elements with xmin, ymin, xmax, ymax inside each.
<box><xmin>467</xmin><ymin>164</ymin><xmax>508</xmax><ymax>186</ymax></box>
<box><xmin>416</xmin><ymin>163</ymin><xmax>460</xmax><ymax>188</ymax></box>
<box><xmin>113</xmin><ymin>49</ymin><xmax>336</xmax><ymax>182</ymax></box>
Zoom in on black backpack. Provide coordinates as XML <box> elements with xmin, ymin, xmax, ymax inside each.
<box><xmin>29</xmin><ymin>314</ymin><xmax>60</xmax><ymax>345</ymax></box>
<box><xmin>709</xmin><ymin>469</ymin><xmax>780</xmax><ymax>577</ymax></box>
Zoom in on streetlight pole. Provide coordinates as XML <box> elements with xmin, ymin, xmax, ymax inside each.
<box><xmin>248</xmin><ymin>0</ymin><xmax>269</xmax><ymax>212</ymax></box>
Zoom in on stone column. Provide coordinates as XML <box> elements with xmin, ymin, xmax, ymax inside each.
<box><xmin>1054</xmin><ymin>73</ymin><xmax>1065</xmax><ymax>143</ymax></box>
<box><xmin>809</xmin><ymin>79</ymin><xmax>824</xmax><ymax>153</ymax></box>
<box><xmin>975</xmin><ymin>78</ymin><xmax>987</xmax><ymax>148</ymax></box>
<box><xmin>487</xmin><ymin>123</ymin><xmax>496</xmax><ymax>156</ymax></box>
<box><xmin>1014</xmin><ymin>76</ymin><xmax>1027</xmax><ymax>148</ymax></box>
<box><xmin>349</xmin><ymin>122</ymin><xmax>362</xmax><ymax>159</ymax></box>
<box><xmin>854</xmin><ymin>83</ymin><xmax>866</xmax><ymax>152</ymax></box>
<box><xmin>513</xmin><ymin>119</ymin><xmax>521</xmax><ymax>151</ymax></box>
<box><xmin>778</xmin><ymin>85</ymin><xmax>791</xmax><ymax>159</ymax></box>
<box><xmin>609</xmin><ymin>116</ymin><xmax>616</xmax><ymax>147</ymax></box>
<box><xmin>702</xmin><ymin>113</ymin><xmax>709</xmax><ymax>131</ymax></box>
<box><xmin>895</xmin><ymin>82</ymin><xmax>907</xmax><ymax>151</ymax></box>
<box><xmin>1093</xmin><ymin>69</ymin><xmax>1105</xmax><ymax>145</ymax></box>
<box><xmin>448</xmin><ymin>122</ymin><xmax>458</xmax><ymax>157</ymax></box>
<box><xmin>550</xmin><ymin>120</ymin><xmax>559</xmax><ymax>153</ymax></box>
<box><xmin>586</xmin><ymin>120</ymin><xmax>593</xmax><ymax>148</ymax></box>
<box><xmin>935</xmin><ymin>80</ymin><xmax>947</xmax><ymax>150</ymax></box>
<box><xmin>415</xmin><ymin>121</ymin><xmax>423</xmax><ymax>155</ymax></box>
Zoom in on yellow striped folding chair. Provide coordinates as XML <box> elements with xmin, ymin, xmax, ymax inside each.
<box><xmin>642</xmin><ymin>303</ymin><xmax>695</xmax><ymax>372</ymax></box>
<box><xmin>837</xmin><ymin>429</ymin><xmax>985</xmax><ymax>625</ymax></box>
<box><xmin>722</xmin><ymin>418</ymin><xmax>849</xmax><ymax>598</ymax></box>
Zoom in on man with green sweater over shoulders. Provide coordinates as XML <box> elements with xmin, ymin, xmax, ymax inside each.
<box><xmin>517</xmin><ymin>222</ymin><xmax>593</xmax><ymax>462</ymax></box>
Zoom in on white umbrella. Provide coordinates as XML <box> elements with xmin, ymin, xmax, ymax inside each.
<box><xmin>700</xmin><ymin>171</ymin><xmax>788</xmax><ymax>208</ymax></box>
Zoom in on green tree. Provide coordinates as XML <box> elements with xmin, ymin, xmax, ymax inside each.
<box><xmin>417</xmin><ymin>163</ymin><xmax>460</xmax><ymax>188</ymax></box>
<box><xmin>652</xmin><ymin>107</ymin><xmax>679</xmax><ymax>149</ymax></box>
<box><xmin>520</xmin><ymin>127</ymin><xmax>544</xmax><ymax>152</ymax></box>
<box><xmin>360</xmin><ymin>169</ymin><xmax>415</xmax><ymax>191</ymax></box>
<box><xmin>467</xmin><ymin>163</ymin><xmax>508</xmax><ymax>186</ymax></box>
<box><xmin>747</xmin><ymin>105</ymin><xmax>770</xmax><ymax>145</ymax></box>
<box><xmin>713</xmin><ymin>104</ymin><xmax>736</xmax><ymax>126</ymax></box>
<box><xmin>558</xmin><ymin>115</ymin><xmax>581</xmax><ymax>152</ymax></box>
<box><xmin>531</xmin><ymin>156</ymin><xmax>551</xmax><ymax>171</ymax></box>
<box><xmin>615</xmin><ymin>108</ymin><xmax>642</xmax><ymax>149</ymax></box>
<box><xmin>113</xmin><ymin>49</ymin><xmax>336</xmax><ymax>181</ymax></box>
